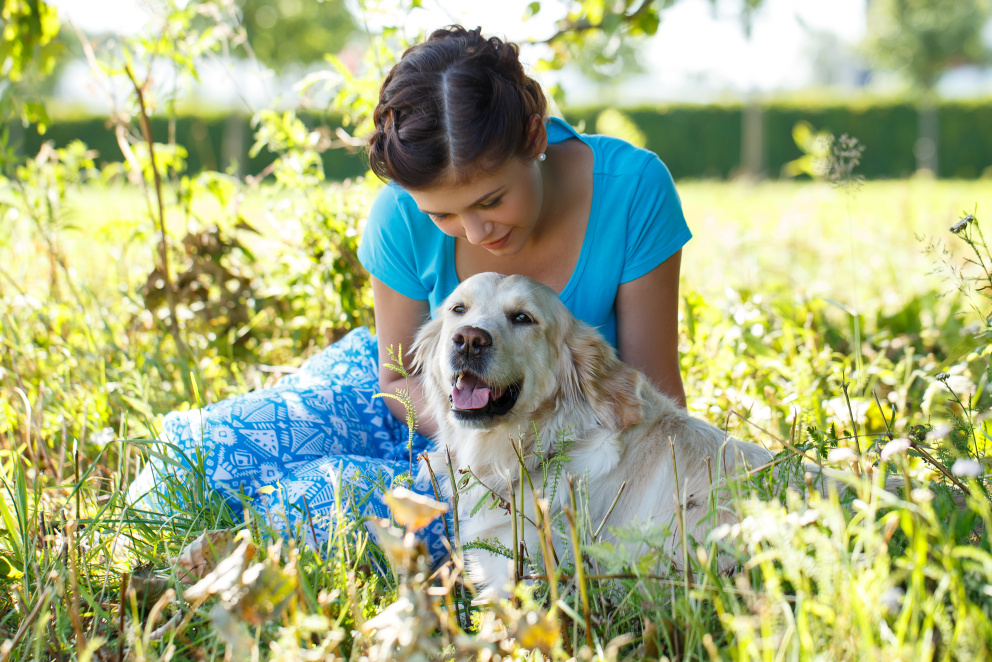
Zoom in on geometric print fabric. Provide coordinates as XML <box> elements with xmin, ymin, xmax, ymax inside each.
<box><xmin>130</xmin><ymin>327</ymin><xmax>448</xmax><ymax>562</ymax></box>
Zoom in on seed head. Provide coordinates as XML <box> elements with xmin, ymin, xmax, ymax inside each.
<box><xmin>951</xmin><ymin>214</ymin><xmax>975</xmax><ymax>234</ymax></box>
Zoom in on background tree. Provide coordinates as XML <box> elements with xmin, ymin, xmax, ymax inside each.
<box><xmin>0</xmin><ymin>0</ymin><xmax>62</xmax><ymax>130</ymax></box>
<box><xmin>236</xmin><ymin>0</ymin><xmax>356</xmax><ymax>73</ymax></box>
<box><xmin>862</xmin><ymin>0</ymin><xmax>992</xmax><ymax>175</ymax></box>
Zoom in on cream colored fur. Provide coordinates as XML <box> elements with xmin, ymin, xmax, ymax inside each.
<box><xmin>411</xmin><ymin>273</ymin><xmax>779</xmax><ymax>598</ymax></box>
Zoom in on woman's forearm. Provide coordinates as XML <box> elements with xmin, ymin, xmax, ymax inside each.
<box><xmin>380</xmin><ymin>371</ymin><xmax>439</xmax><ymax>438</ymax></box>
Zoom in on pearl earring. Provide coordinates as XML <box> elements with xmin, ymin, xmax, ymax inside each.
<box><xmin>537</xmin><ymin>153</ymin><xmax>546</xmax><ymax>162</ymax></box>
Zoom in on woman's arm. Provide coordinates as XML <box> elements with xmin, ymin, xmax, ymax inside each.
<box><xmin>371</xmin><ymin>275</ymin><xmax>440</xmax><ymax>437</ymax></box>
<box><xmin>615</xmin><ymin>249</ymin><xmax>687</xmax><ymax>408</ymax></box>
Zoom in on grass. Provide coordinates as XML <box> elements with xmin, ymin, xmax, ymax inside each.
<box><xmin>1</xmin><ymin>177</ymin><xmax>992</xmax><ymax>660</ymax></box>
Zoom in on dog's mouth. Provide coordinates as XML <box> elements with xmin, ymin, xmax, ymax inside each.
<box><xmin>449</xmin><ymin>371</ymin><xmax>521</xmax><ymax>419</ymax></box>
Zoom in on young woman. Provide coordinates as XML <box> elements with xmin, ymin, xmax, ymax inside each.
<box><xmin>130</xmin><ymin>26</ymin><xmax>690</xmax><ymax>562</ymax></box>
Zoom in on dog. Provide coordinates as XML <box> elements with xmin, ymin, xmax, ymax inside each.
<box><xmin>410</xmin><ymin>272</ymin><xmax>809</xmax><ymax>597</ymax></box>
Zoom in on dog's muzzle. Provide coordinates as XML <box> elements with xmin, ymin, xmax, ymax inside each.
<box><xmin>447</xmin><ymin>326</ymin><xmax>521</xmax><ymax>421</ymax></box>
<box><xmin>449</xmin><ymin>371</ymin><xmax>521</xmax><ymax>420</ymax></box>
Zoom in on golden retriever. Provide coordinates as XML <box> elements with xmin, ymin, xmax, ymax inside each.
<box><xmin>411</xmin><ymin>272</ymin><xmax>789</xmax><ymax>597</ymax></box>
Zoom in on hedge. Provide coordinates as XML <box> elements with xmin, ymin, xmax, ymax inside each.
<box><xmin>5</xmin><ymin>99</ymin><xmax>992</xmax><ymax>180</ymax></box>
<box><xmin>563</xmin><ymin>100</ymin><xmax>992</xmax><ymax>180</ymax></box>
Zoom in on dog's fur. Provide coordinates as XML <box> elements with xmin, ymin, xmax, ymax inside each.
<box><xmin>411</xmin><ymin>272</ymin><xmax>793</xmax><ymax>596</ymax></box>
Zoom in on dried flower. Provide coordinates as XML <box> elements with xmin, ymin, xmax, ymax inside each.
<box><xmin>950</xmin><ymin>214</ymin><xmax>975</xmax><ymax>234</ymax></box>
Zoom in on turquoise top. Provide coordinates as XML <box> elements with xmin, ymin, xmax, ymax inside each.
<box><xmin>357</xmin><ymin>117</ymin><xmax>691</xmax><ymax>348</ymax></box>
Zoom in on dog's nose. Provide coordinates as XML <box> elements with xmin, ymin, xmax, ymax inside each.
<box><xmin>452</xmin><ymin>326</ymin><xmax>492</xmax><ymax>357</ymax></box>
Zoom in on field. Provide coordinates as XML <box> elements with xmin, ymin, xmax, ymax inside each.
<box><xmin>1</xmin><ymin>176</ymin><xmax>992</xmax><ymax>660</ymax></box>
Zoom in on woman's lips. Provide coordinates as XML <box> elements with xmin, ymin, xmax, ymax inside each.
<box><xmin>482</xmin><ymin>232</ymin><xmax>510</xmax><ymax>250</ymax></box>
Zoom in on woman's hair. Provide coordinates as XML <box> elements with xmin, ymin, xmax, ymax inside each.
<box><xmin>368</xmin><ymin>25</ymin><xmax>547</xmax><ymax>189</ymax></box>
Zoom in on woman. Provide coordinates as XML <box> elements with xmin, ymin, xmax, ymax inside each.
<box><xmin>130</xmin><ymin>26</ymin><xmax>690</xmax><ymax>562</ymax></box>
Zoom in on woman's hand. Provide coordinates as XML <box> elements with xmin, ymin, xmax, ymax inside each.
<box><xmin>615</xmin><ymin>249</ymin><xmax>687</xmax><ymax>408</ymax></box>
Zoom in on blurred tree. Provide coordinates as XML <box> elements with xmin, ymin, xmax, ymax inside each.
<box><xmin>236</xmin><ymin>0</ymin><xmax>356</xmax><ymax>73</ymax></box>
<box><xmin>862</xmin><ymin>0</ymin><xmax>992</xmax><ymax>174</ymax></box>
<box><xmin>535</xmin><ymin>0</ymin><xmax>765</xmax><ymax>79</ymax></box>
<box><xmin>0</xmin><ymin>0</ymin><xmax>62</xmax><ymax>130</ymax></box>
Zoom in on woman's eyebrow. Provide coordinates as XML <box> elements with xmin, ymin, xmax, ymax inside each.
<box><xmin>419</xmin><ymin>186</ymin><xmax>505</xmax><ymax>216</ymax></box>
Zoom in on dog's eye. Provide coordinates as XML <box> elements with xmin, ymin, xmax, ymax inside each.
<box><xmin>452</xmin><ymin>304</ymin><xmax>466</xmax><ymax>315</ymax></box>
<box><xmin>511</xmin><ymin>312</ymin><xmax>535</xmax><ymax>325</ymax></box>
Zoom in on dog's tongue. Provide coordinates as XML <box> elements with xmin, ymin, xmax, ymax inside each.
<box><xmin>451</xmin><ymin>373</ymin><xmax>491</xmax><ymax>410</ymax></box>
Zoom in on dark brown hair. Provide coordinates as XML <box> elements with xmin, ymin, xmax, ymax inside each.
<box><xmin>368</xmin><ymin>26</ymin><xmax>547</xmax><ymax>189</ymax></box>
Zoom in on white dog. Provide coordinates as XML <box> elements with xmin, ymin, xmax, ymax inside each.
<box><xmin>411</xmin><ymin>272</ymin><xmax>788</xmax><ymax>597</ymax></box>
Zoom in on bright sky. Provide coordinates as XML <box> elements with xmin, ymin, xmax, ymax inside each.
<box><xmin>48</xmin><ymin>0</ymin><xmax>989</xmax><ymax>105</ymax></box>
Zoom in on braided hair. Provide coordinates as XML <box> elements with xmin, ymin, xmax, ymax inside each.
<box><xmin>368</xmin><ymin>26</ymin><xmax>548</xmax><ymax>189</ymax></box>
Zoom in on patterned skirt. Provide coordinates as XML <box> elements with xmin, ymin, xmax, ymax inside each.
<box><xmin>128</xmin><ymin>327</ymin><xmax>449</xmax><ymax>562</ymax></box>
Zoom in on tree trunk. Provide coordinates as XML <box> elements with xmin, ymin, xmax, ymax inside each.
<box><xmin>915</xmin><ymin>96</ymin><xmax>939</xmax><ymax>176</ymax></box>
<box><xmin>741</xmin><ymin>96</ymin><xmax>764</xmax><ymax>180</ymax></box>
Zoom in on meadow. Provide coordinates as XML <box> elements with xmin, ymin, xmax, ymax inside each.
<box><xmin>1</xmin><ymin>174</ymin><xmax>992</xmax><ymax>661</ymax></box>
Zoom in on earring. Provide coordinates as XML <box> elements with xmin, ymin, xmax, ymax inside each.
<box><xmin>537</xmin><ymin>153</ymin><xmax>546</xmax><ymax>162</ymax></box>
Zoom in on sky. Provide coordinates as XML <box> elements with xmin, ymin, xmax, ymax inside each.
<box><xmin>47</xmin><ymin>0</ymin><xmax>992</xmax><ymax>108</ymax></box>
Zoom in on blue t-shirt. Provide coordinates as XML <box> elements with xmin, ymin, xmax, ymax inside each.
<box><xmin>357</xmin><ymin>117</ymin><xmax>691</xmax><ymax>348</ymax></box>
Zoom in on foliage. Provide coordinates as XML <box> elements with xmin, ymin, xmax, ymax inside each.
<box><xmin>531</xmin><ymin>0</ymin><xmax>765</xmax><ymax>88</ymax></box>
<box><xmin>862</xmin><ymin>0</ymin><xmax>992</xmax><ymax>91</ymax></box>
<box><xmin>0</xmin><ymin>0</ymin><xmax>62</xmax><ymax>130</ymax></box>
<box><xmin>235</xmin><ymin>0</ymin><xmax>356</xmax><ymax>73</ymax></box>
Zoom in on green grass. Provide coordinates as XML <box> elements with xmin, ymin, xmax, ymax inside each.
<box><xmin>1</xmin><ymin>177</ymin><xmax>992</xmax><ymax>660</ymax></box>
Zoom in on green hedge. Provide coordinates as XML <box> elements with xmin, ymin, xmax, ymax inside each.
<box><xmin>6</xmin><ymin>99</ymin><xmax>992</xmax><ymax>180</ymax></box>
<box><xmin>564</xmin><ymin>99</ymin><xmax>992</xmax><ymax>180</ymax></box>
<box><xmin>5</xmin><ymin>112</ymin><xmax>370</xmax><ymax>182</ymax></box>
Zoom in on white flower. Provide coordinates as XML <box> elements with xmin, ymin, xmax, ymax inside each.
<box><xmin>827</xmin><ymin>447</ymin><xmax>859</xmax><ymax>464</ymax></box>
<box><xmin>880</xmin><ymin>438</ymin><xmax>912</xmax><ymax>461</ymax></box>
<box><xmin>90</xmin><ymin>427</ymin><xmax>115</xmax><ymax>448</ymax></box>
<box><xmin>952</xmin><ymin>459</ymin><xmax>982</xmax><ymax>478</ymax></box>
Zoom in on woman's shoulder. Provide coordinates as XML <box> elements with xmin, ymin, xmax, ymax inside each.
<box><xmin>547</xmin><ymin>117</ymin><xmax>660</xmax><ymax>178</ymax></box>
<box><xmin>360</xmin><ymin>182</ymin><xmax>443</xmax><ymax>262</ymax></box>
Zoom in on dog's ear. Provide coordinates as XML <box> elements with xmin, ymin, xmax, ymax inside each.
<box><xmin>408</xmin><ymin>315</ymin><xmax>444</xmax><ymax>386</ymax></box>
<box><xmin>557</xmin><ymin>319</ymin><xmax>643</xmax><ymax>432</ymax></box>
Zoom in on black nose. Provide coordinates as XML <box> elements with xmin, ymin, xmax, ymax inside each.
<box><xmin>452</xmin><ymin>326</ymin><xmax>492</xmax><ymax>357</ymax></box>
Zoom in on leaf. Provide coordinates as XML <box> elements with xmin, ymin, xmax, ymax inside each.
<box><xmin>174</xmin><ymin>529</ymin><xmax>242</xmax><ymax>585</ymax></box>
<box><xmin>935</xmin><ymin>331</ymin><xmax>992</xmax><ymax>372</ymax></box>
<box><xmin>513</xmin><ymin>611</ymin><xmax>560</xmax><ymax>654</ymax></box>
<box><xmin>384</xmin><ymin>487</ymin><xmax>448</xmax><ymax>533</ymax></box>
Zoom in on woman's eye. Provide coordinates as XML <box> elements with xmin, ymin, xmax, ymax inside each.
<box><xmin>480</xmin><ymin>196</ymin><xmax>502</xmax><ymax>210</ymax></box>
<box><xmin>511</xmin><ymin>312</ymin><xmax>534</xmax><ymax>324</ymax></box>
<box><xmin>452</xmin><ymin>304</ymin><xmax>466</xmax><ymax>314</ymax></box>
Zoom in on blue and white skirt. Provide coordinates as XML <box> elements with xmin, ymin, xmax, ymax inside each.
<box><xmin>128</xmin><ymin>327</ymin><xmax>449</xmax><ymax>562</ymax></box>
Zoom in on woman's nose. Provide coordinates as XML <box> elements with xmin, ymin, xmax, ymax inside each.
<box><xmin>462</xmin><ymin>216</ymin><xmax>493</xmax><ymax>244</ymax></box>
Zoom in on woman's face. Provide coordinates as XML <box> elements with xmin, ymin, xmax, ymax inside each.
<box><xmin>407</xmin><ymin>155</ymin><xmax>544</xmax><ymax>256</ymax></box>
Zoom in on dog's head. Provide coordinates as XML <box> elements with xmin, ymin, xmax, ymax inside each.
<box><xmin>411</xmin><ymin>272</ymin><xmax>643</xmax><ymax>432</ymax></box>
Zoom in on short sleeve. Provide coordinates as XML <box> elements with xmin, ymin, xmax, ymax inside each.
<box><xmin>620</xmin><ymin>155</ymin><xmax>692</xmax><ymax>283</ymax></box>
<box><xmin>357</xmin><ymin>185</ymin><xmax>430</xmax><ymax>300</ymax></box>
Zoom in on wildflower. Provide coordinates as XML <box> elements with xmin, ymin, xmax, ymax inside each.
<box><xmin>951</xmin><ymin>458</ymin><xmax>982</xmax><ymax>478</ymax></box>
<box><xmin>950</xmin><ymin>214</ymin><xmax>975</xmax><ymax>234</ymax></box>
<box><xmin>880</xmin><ymin>586</ymin><xmax>905</xmax><ymax>614</ymax></box>
<box><xmin>827</xmin><ymin>447</ymin><xmax>859</xmax><ymax>464</ymax></box>
<box><xmin>935</xmin><ymin>372</ymin><xmax>950</xmax><ymax>382</ymax></box>
<box><xmin>880</xmin><ymin>437</ymin><xmax>912</xmax><ymax>461</ymax></box>
<box><xmin>90</xmin><ymin>427</ymin><xmax>115</xmax><ymax>448</ymax></box>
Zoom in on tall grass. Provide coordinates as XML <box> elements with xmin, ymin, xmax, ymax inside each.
<box><xmin>1</xmin><ymin>179</ymin><xmax>991</xmax><ymax>660</ymax></box>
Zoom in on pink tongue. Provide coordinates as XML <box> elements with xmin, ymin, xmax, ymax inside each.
<box><xmin>451</xmin><ymin>374</ymin><xmax>492</xmax><ymax>410</ymax></box>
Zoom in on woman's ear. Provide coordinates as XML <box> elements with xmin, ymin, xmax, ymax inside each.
<box><xmin>526</xmin><ymin>113</ymin><xmax>548</xmax><ymax>160</ymax></box>
<box><xmin>557</xmin><ymin>317</ymin><xmax>643</xmax><ymax>432</ymax></box>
